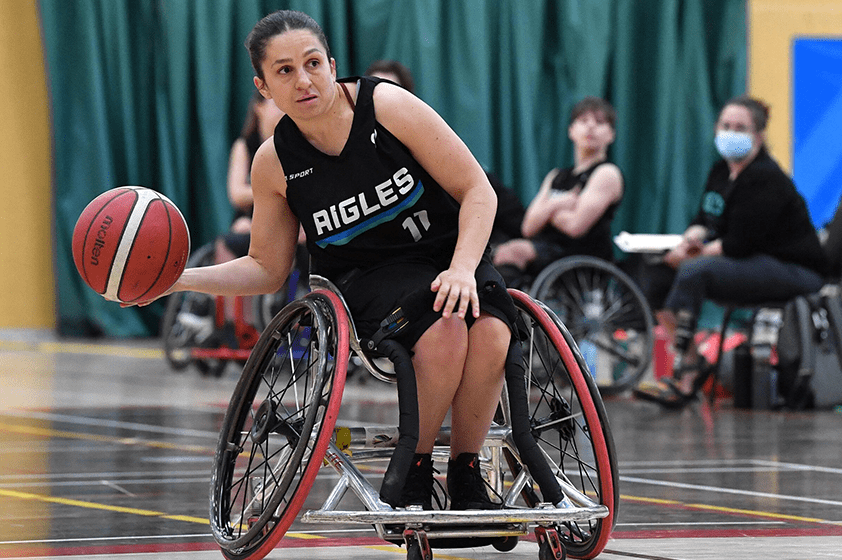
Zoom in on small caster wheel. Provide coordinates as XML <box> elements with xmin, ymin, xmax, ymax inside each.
<box><xmin>404</xmin><ymin>529</ymin><xmax>432</xmax><ymax>560</ymax></box>
<box><xmin>535</xmin><ymin>526</ymin><xmax>566</xmax><ymax>560</ymax></box>
<box><xmin>492</xmin><ymin>536</ymin><xmax>519</xmax><ymax>552</ymax></box>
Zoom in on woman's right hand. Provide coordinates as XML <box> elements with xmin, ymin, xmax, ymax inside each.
<box><xmin>663</xmin><ymin>238</ymin><xmax>702</xmax><ymax>269</ymax></box>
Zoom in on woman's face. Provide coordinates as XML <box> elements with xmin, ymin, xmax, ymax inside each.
<box><xmin>568</xmin><ymin>110</ymin><xmax>615</xmax><ymax>153</ymax></box>
<box><xmin>716</xmin><ymin>104</ymin><xmax>758</xmax><ymax>137</ymax></box>
<box><xmin>254</xmin><ymin>29</ymin><xmax>336</xmax><ymax>120</ymax></box>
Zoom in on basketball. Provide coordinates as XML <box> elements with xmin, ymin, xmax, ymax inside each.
<box><xmin>72</xmin><ymin>186</ymin><xmax>190</xmax><ymax>304</ymax></box>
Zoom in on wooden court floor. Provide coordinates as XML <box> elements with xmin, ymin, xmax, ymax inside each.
<box><xmin>1</xmin><ymin>329</ymin><xmax>841</xmax><ymax>560</ymax></box>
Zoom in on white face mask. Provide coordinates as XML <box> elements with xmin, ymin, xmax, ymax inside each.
<box><xmin>715</xmin><ymin>130</ymin><xmax>753</xmax><ymax>161</ymax></box>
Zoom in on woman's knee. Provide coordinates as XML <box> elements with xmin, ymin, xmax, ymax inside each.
<box><xmin>413</xmin><ymin>316</ymin><xmax>468</xmax><ymax>371</ymax></box>
<box><xmin>468</xmin><ymin>315</ymin><xmax>511</xmax><ymax>368</ymax></box>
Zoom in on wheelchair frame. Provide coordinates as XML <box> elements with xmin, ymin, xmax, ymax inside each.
<box><xmin>208</xmin><ymin>276</ymin><xmax>618</xmax><ymax>560</ymax></box>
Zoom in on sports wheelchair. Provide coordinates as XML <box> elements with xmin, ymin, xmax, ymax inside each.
<box><xmin>208</xmin><ymin>275</ymin><xmax>619</xmax><ymax>560</ymax></box>
<box><xmin>529</xmin><ymin>255</ymin><xmax>655</xmax><ymax>396</ymax></box>
<box><xmin>160</xmin><ymin>243</ymin><xmax>308</xmax><ymax>377</ymax></box>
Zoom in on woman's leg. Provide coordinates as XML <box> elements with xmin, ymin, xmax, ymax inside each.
<box><xmin>449</xmin><ymin>314</ymin><xmax>510</xmax><ymax>455</ymax></box>
<box><xmin>411</xmin><ymin>315</ymin><xmax>468</xmax><ymax>453</ymax></box>
<box><xmin>664</xmin><ymin>254</ymin><xmax>824</xmax><ymax>313</ymax></box>
<box><xmin>411</xmin><ymin>313</ymin><xmax>509</xmax><ymax>453</ymax></box>
<box><xmin>651</xmin><ymin>255</ymin><xmax>824</xmax><ymax>397</ymax></box>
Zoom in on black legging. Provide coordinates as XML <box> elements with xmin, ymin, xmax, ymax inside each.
<box><xmin>663</xmin><ymin>254</ymin><xmax>824</xmax><ymax>315</ymax></box>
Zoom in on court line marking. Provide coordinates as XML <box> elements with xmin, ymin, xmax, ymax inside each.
<box><xmin>621</xmin><ymin>476</ymin><xmax>842</xmax><ymax>510</ymax></box>
<box><xmin>620</xmin><ymin>492</ymin><xmax>842</xmax><ymax>526</ymax></box>
<box><xmin>3</xmin><ymin>410</ymin><xmax>219</xmax><ymax>439</ymax></box>
<box><xmin>621</xmin><ymin>458</ymin><xmax>842</xmax><ymax>476</ymax></box>
<box><xmin>0</xmin><ymin>469</ymin><xmax>207</xmax><ymax>480</ymax></box>
<box><xmin>0</xmin><ymin>533</ymin><xmax>212</xmax><ymax>545</ymax></box>
<box><xmin>0</xmin><ymin>488</ymin><xmax>312</xmax><ymax>540</ymax></box>
<box><xmin>0</xmin><ymin>422</ymin><xmax>215</xmax><ymax>454</ymax></box>
<box><xmin>0</xmin><ymin>338</ymin><xmax>163</xmax><ymax>359</ymax></box>
<box><xmin>616</xmin><ymin>521</ymin><xmax>786</xmax><ymax>526</ymax></box>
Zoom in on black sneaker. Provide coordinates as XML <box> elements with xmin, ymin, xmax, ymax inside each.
<box><xmin>447</xmin><ymin>453</ymin><xmax>499</xmax><ymax>510</ymax></box>
<box><xmin>398</xmin><ymin>453</ymin><xmax>434</xmax><ymax>510</ymax></box>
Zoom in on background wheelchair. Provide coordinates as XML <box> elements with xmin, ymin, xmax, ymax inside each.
<box><xmin>529</xmin><ymin>255</ymin><xmax>655</xmax><ymax>396</ymax></box>
<box><xmin>160</xmin><ymin>242</ymin><xmax>308</xmax><ymax>377</ymax></box>
<box><xmin>208</xmin><ymin>275</ymin><xmax>618</xmax><ymax>560</ymax></box>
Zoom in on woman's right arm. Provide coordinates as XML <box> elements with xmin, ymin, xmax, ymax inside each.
<box><xmin>174</xmin><ymin>139</ymin><xmax>299</xmax><ymax>297</ymax></box>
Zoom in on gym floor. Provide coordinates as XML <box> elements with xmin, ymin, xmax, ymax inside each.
<box><xmin>1</xmin><ymin>328</ymin><xmax>841</xmax><ymax>560</ymax></box>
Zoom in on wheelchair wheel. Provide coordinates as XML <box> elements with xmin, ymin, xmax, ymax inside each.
<box><xmin>530</xmin><ymin>256</ymin><xmax>654</xmax><ymax>395</ymax></box>
<box><xmin>161</xmin><ymin>243</ymin><xmax>216</xmax><ymax>371</ymax></box>
<box><xmin>509</xmin><ymin>289</ymin><xmax>618</xmax><ymax>560</ymax></box>
<box><xmin>209</xmin><ymin>290</ymin><xmax>349</xmax><ymax>560</ymax></box>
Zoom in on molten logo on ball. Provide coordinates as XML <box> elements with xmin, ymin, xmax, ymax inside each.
<box><xmin>72</xmin><ymin>186</ymin><xmax>190</xmax><ymax>303</ymax></box>
<box><xmin>90</xmin><ymin>215</ymin><xmax>113</xmax><ymax>266</ymax></box>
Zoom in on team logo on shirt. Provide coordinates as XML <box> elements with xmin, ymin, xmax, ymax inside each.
<box><xmin>312</xmin><ymin>167</ymin><xmax>422</xmax><ymax>247</ymax></box>
<box><xmin>701</xmin><ymin>192</ymin><xmax>726</xmax><ymax>217</ymax></box>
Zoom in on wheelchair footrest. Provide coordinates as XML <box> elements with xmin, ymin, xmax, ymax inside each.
<box><xmin>300</xmin><ymin>503</ymin><xmax>609</xmax><ymax>525</ymax></box>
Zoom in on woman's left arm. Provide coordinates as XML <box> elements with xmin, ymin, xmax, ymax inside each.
<box><xmin>374</xmin><ymin>84</ymin><xmax>496</xmax><ymax>320</ymax></box>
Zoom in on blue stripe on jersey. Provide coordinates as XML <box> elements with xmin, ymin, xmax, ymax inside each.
<box><xmin>315</xmin><ymin>182</ymin><xmax>425</xmax><ymax>248</ymax></box>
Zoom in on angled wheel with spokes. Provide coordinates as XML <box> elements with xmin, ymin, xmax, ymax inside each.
<box><xmin>507</xmin><ymin>289</ymin><xmax>619</xmax><ymax>559</ymax></box>
<box><xmin>209</xmin><ymin>290</ymin><xmax>349</xmax><ymax>560</ymax></box>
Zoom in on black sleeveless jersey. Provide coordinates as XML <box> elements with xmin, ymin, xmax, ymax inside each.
<box><xmin>533</xmin><ymin>161</ymin><xmax>622</xmax><ymax>261</ymax></box>
<box><xmin>274</xmin><ymin>76</ymin><xmax>460</xmax><ymax>279</ymax></box>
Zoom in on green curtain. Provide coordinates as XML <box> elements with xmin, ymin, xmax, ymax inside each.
<box><xmin>41</xmin><ymin>0</ymin><xmax>746</xmax><ymax>337</ymax></box>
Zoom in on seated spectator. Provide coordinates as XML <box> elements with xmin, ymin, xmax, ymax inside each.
<box><xmin>492</xmin><ymin>97</ymin><xmax>624</xmax><ymax>288</ymax></box>
<box><xmin>634</xmin><ymin>95</ymin><xmax>828</xmax><ymax>409</ymax></box>
<box><xmin>365</xmin><ymin>59</ymin><xmax>416</xmax><ymax>94</ymax></box>
<box><xmin>217</xmin><ymin>90</ymin><xmax>284</xmax><ymax>262</ymax></box>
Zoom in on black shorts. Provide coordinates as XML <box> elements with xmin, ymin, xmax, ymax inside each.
<box><xmin>336</xmin><ymin>254</ymin><xmax>515</xmax><ymax>349</ymax></box>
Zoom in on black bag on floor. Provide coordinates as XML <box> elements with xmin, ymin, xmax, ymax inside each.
<box><xmin>776</xmin><ymin>287</ymin><xmax>842</xmax><ymax>409</ymax></box>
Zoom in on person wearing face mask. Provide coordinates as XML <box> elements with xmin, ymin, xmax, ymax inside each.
<box><xmin>634</xmin><ymin>95</ymin><xmax>828</xmax><ymax>409</ymax></box>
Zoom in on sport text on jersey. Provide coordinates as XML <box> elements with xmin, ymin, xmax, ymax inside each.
<box><xmin>286</xmin><ymin>168</ymin><xmax>314</xmax><ymax>181</ymax></box>
<box><xmin>312</xmin><ymin>167</ymin><xmax>424</xmax><ymax>248</ymax></box>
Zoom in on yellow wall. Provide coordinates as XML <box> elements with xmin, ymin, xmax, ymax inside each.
<box><xmin>748</xmin><ymin>0</ymin><xmax>842</xmax><ymax>173</ymax></box>
<box><xmin>0</xmin><ymin>0</ymin><xmax>54</xmax><ymax>328</ymax></box>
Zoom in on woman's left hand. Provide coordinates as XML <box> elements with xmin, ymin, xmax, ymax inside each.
<box><xmin>430</xmin><ymin>267</ymin><xmax>479</xmax><ymax>320</ymax></box>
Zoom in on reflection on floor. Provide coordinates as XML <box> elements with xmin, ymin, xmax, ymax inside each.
<box><xmin>1</xmin><ymin>329</ymin><xmax>841</xmax><ymax>560</ymax></box>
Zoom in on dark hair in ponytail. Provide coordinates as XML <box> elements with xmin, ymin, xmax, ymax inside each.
<box><xmin>246</xmin><ymin>10</ymin><xmax>330</xmax><ymax>80</ymax></box>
